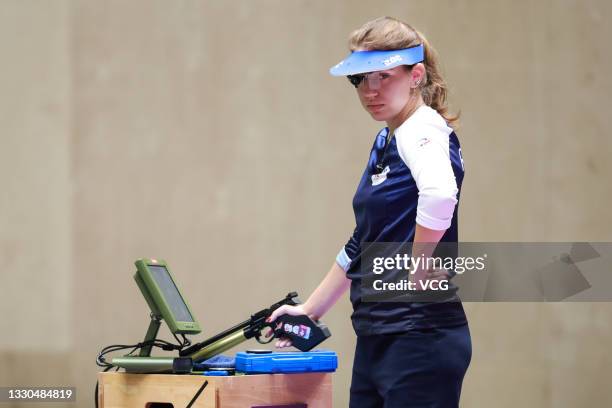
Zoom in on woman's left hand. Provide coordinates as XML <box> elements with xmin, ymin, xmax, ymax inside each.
<box><xmin>426</xmin><ymin>267</ymin><xmax>451</xmax><ymax>281</ymax></box>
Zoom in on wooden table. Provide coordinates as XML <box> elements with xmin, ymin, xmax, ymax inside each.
<box><xmin>98</xmin><ymin>372</ymin><xmax>333</xmax><ymax>408</ymax></box>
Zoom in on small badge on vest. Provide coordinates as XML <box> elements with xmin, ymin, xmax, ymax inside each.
<box><xmin>371</xmin><ymin>165</ymin><xmax>390</xmax><ymax>186</ymax></box>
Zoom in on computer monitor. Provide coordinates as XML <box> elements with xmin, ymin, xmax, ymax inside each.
<box><xmin>134</xmin><ymin>258</ymin><xmax>201</xmax><ymax>335</ymax></box>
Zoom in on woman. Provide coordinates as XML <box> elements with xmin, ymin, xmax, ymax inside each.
<box><xmin>268</xmin><ymin>16</ymin><xmax>471</xmax><ymax>407</ymax></box>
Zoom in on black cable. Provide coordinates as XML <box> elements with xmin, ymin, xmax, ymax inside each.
<box><xmin>173</xmin><ymin>332</ymin><xmax>184</xmax><ymax>348</ymax></box>
<box><xmin>96</xmin><ymin>338</ymin><xmax>184</xmax><ymax>368</ymax></box>
<box><xmin>125</xmin><ymin>345</ymin><xmax>140</xmax><ymax>356</ymax></box>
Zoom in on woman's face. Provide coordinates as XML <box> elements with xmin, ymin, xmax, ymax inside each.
<box><xmin>354</xmin><ymin>65</ymin><xmax>419</xmax><ymax>124</ymax></box>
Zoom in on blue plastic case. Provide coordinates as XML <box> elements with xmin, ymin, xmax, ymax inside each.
<box><xmin>235</xmin><ymin>350</ymin><xmax>337</xmax><ymax>374</ymax></box>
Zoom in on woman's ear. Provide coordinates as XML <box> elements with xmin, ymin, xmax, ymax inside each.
<box><xmin>410</xmin><ymin>63</ymin><xmax>426</xmax><ymax>88</ymax></box>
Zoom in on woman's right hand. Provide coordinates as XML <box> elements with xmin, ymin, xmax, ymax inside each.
<box><xmin>265</xmin><ymin>304</ymin><xmax>310</xmax><ymax>349</ymax></box>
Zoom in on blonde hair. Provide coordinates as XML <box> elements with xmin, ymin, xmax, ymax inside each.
<box><xmin>348</xmin><ymin>16</ymin><xmax>459</xmax><ymax>128</ymax></box>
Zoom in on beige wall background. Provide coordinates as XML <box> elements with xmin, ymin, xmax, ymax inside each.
<box><xmin>1</xmin><ymin>0</ymin><xmax>611</xmax><ymax>407</ymax></box>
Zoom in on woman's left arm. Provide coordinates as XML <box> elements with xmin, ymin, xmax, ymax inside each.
<box><xmin>396</xmin><ymin>125</ymin><xmax>459</xmax><ymax>287</ymax></box>
<box><xmin>411</xmin><ymin>224</ymin><xmax>448</xmax><ymax>286</ymax></box>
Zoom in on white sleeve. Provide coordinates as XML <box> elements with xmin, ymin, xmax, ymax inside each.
<box><xmin>396</xmin><ymin>126</ymin><xmax>458</xmax><ymax>231</ymax></box>
<box><xmin>335</xmin><ymin>247</ymin><xmax>352</xmax><ymax>272</ymax></box>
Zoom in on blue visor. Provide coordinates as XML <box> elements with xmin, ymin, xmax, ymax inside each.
<box><xmin>329</xmin><ymin>45</ymin><xmax>424</xmax><ymax>76</ymax></box>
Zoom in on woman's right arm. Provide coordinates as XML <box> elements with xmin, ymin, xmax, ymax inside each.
<box><xmin>267</xmin><ymin>261</ymin><xmax>351</xmax><ymax>347</ymax></box>
<box><xmin>303</xmin><ymin>261</ymin><xmax>352</xmax><ymax>320</ymax></box>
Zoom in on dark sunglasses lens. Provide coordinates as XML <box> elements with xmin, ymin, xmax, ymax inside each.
<box><xmin>347</xmin><ymin>75</ymin><xmax>364</xmax><ymax>88</ymax></box>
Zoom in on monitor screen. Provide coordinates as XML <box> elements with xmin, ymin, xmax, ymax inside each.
<box><xmin>148</xmin><ymin>265</ymin><xmax>194</xmax><ymax>323</ymax></box>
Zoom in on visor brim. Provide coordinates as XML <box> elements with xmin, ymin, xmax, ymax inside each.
<box><xmin>329</xmin><ymin>45</ymin><xmax>425</xmax><ymax>76</ymax></box>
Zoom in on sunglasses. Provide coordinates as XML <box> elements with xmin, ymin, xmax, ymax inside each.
<box><xmin>347</xmin><ymin>72</ymin><xmax>386</xmax><ymax>90</ymax></box>
<box><xmin>346</xmin><ymin>65</ymin><xmax>415</xmax><ymax>89</ymax></box>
